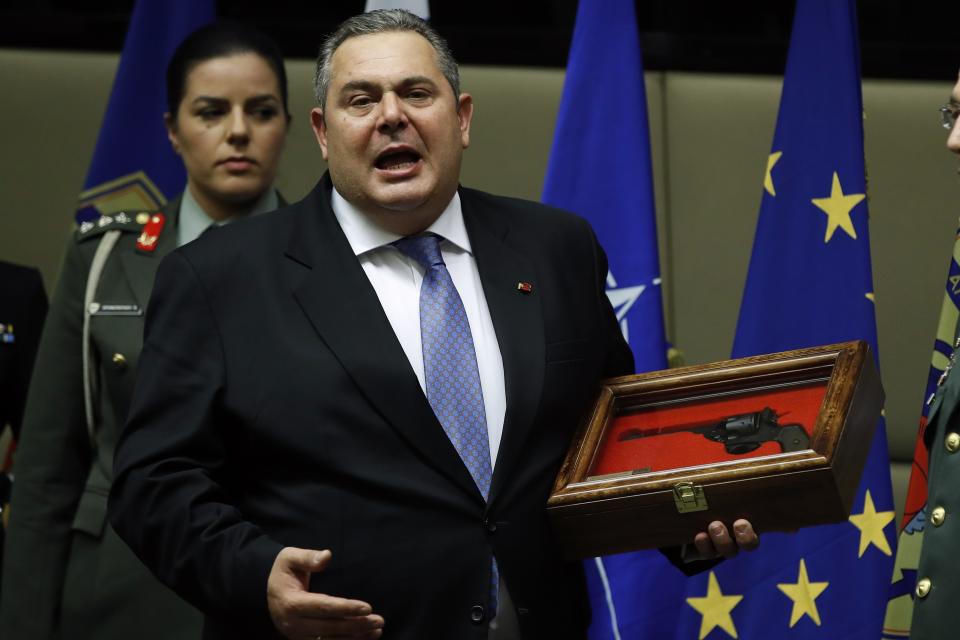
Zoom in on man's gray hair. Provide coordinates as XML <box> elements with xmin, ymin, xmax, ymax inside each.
<box><xmin>314</xmin><ymin>9</ymin><xmax>461</xmax><ymax>108</ymax></box>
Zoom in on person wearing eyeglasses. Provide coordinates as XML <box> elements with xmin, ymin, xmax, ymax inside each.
<box><xmin>911</xmin><ymin>71</ymin><xmax>960</xmax><ymax>640</ymax></box>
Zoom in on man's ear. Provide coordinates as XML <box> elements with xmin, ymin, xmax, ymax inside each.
<box><xmin>310</xmin><ymin>107</ymin><xmax>329</xmax><ymax>160</ymax></box>
<box><xmin>457</xmin><ymin>93</ymin><xmax>474</xmax><ymax>149</ymax></box>
<box><xmin>164</xmin><ymin>112</ymin><xmax>181</xmax><ymax>155</ymax></box>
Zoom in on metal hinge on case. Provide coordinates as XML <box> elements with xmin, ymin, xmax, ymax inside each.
<box><xmin>673</xmin><ymin>481</ymin><xmax>708</xmax><ymax>513</ymax></box>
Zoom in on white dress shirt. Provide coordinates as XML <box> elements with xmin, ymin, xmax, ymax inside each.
<box><xmin>330</xmin><ymin>188</ymin><xmax>507</xmax><ymax>468</ymax></box>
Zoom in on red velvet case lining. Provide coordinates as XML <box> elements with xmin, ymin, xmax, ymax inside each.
<box><xmin>590</xmin><ymin>382</ymin><xmax>827</xmax><ymax>476</ymax></box>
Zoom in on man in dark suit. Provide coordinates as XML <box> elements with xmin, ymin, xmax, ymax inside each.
<box><xmin>0</xmin><ymin>261</ymin><xmax>47</xmax><ymax>447</ymax></box>
<box><xmin>109</xmin><ymin>10</ymin><xmax>758</xmax><ymax>640</ymax></box>
<box><xmin>0</xmin><ymin>260</ymin><xmax>47</xmax><ymax>596</ymax></box>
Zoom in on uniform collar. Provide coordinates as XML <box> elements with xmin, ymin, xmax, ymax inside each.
<box><xmin>177</xmin><ymin>186</ymin><xmax>280</xmax><ymax>247</ymax></box>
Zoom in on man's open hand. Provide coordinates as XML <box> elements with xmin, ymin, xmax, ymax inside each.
<box><xmin>267</xmin><ymin>547</ymin><xmax>384</xmax><ymax>640</ymax></box>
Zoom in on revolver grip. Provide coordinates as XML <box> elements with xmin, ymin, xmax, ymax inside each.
<box><xmin>777</xmin><ymin>424</ymin><xmax>810</xmax><ymax>452</ymax></box>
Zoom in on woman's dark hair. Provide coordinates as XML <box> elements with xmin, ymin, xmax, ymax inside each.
<box><xmin>166</xmin><ymin>22</ymin><xmax>289</xmax><ymax>117</ymax></box>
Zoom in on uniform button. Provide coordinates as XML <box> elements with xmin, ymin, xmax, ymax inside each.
<box><xmin>930</xmin><ymin>506</ymin><xmax>946</xmax><ymax>527</ymax></box>
<box><xmin>946</xmin><ymin>433</ymin><xmax>960</xmax><ymax>453</ymax></box>
<box><xmin>916</xmin><ymin>578</ymin><xmax>932</xmax><ymax>599</ymax></box>
<box><xmin>469</xmin><ymin>604</ymin><xmax>485</xmax><ymax>624</ymax></box>
<box><xmin>484</xmin><ymin>518</ymin><xmax>497</xmax><ymax>533</ymax></box>
<box><xmin>112</xmin><ymin>353</ymin><xmax>127</xmax><ymax>369</ymax></box>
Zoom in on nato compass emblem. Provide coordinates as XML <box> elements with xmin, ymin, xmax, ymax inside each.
<box><xmin>605</xmin><ymin>270</ymin><xmax>659</xmax><ymax>343</ymax></box>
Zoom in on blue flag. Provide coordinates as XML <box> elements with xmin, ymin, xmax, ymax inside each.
<box><xmin>76</xmin><ymin>0</ymin><xmax>215</xmax><ymax>223</ymax></box>
<box><xmin>541</xmin><ymin>2</ymin><xmax>683</xmax><ymax>638</ymax></box>
<box><xmin>542</xmin><ymin>0</ymin><xmax>667</xmax><ymax>370</ymax></box>
<box><xmin>708</xmin><ymin>0</ymin><xmax>896</xmax><ymax>638</ymax></box>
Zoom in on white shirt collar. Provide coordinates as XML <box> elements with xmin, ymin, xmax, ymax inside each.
<box><xmin>177</xmin><ymin>186</ymin><xmax>280</xmax><ymax>247</ymax></box>
<box><xmin>330</xmin><ymin>188</ymin><xmax>472</xmax><ymax>256</ymax></box>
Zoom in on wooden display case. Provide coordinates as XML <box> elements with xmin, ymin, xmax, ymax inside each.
<box><xmin>547</xmin><ymin>341</ymin><xmax>884</xmax><ymax>559</ymax></box>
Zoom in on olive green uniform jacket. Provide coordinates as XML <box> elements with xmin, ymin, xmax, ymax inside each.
<box><xmin>0</xmin><ymin>200</ymin><xmax>202</xmax><ymax>640</ymax></box>
<box><xmin>912</xmin><ymin>333</ymin><xmax>960</xmax><ymax>640</ymax></box>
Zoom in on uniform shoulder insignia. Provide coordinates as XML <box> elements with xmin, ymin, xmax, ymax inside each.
<box><xmin>135</xmin><ymin>212</ymin><xmax>166</xmax><ymax>253</ymax></box>
<box><xmin>75</xmin><ymin>211</ymin><xmax>149</xmax><ymax>242</ymax></box>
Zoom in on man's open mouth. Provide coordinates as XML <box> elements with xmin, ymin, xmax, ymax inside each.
<box><xmin>375</xmin><ymin>149</ymin><xmax>422</xmax><ymax>171</ymax></box>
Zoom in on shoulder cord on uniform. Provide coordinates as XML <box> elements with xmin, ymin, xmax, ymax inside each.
<box><xmin>82</xmin><ymin>230</ymin><xmax>121</xmax><ymax>443</ymax></box>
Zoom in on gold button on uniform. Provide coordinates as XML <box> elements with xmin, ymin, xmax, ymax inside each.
<box><xmin>916</xmin><ymin>578</ymin><xmax>932</xmax><ymax>599</ymax></box>
<box><xmin>112</xmin><ymin>353</ymin><xmax>127</xmax><ymax>368</ymax></box>
<box><xmin>930</xmin><ymin>506</ymin><xmax>946</xmax><ymax>527</ymax></box>
<box><xmin>946</xmin><ymin>432</ymin><xmax>960</xmax><ymax>453</ymax></box>
<box><xmin>136</xmin><ymin>212</ymin><xmax>150</xmax><ymax>225</ymax></box>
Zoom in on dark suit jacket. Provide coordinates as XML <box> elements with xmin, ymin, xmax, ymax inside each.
<box><xmin>0</xmin><ymin>261</ymin><xmax>47</xmax><ymax>442</ymax></box>
<box><xmin>110</xmin><ymin>176</ymin><xmax>635</xmax><ymax>640</ymax></box>
<box><xmin>0</xmin><ymin>260</ymin><xmax>47</xmax><ymax>598</ymax></box>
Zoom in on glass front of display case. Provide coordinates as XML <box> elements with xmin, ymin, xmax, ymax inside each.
<box><xmin>587</xmin><ymin>380</ymin><xmax>828</xmax><ymax>479</ymax></box>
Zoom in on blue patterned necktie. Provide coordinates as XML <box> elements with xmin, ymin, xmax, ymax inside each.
<box><xmin>393</xmin><ymin>233</ymin><xmax>498</xmax><ymax>614</ymax></box>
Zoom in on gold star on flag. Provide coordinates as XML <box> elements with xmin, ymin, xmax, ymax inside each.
<box><xmin>811</xmin><ymin>171</ymin><xmax>865</xmax><ymax>243</ymax></box>
<box><xmin>865</xmin><ymin>292</ymin><xmax>875</xmax><ymax>303</ymax></box>
<box><xmin>777</xmin><ymin>559</ymin><xmax>829</xmax><ymax>627</ymax></box>
<box><xmin>765</xmin><ymin>151</ymin><xmax>783</xmax><ymax>196</ymax></box>
<box><xmin>848</xmin><ymin>489</ymin><xmax>895</xmax><ymax>557</ymax></box>
<box><xmin>686</xmin><ymin>571</ymin><xmax>743</xmax><ymax>639</ymax></box>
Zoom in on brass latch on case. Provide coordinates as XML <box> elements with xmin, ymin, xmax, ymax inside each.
<box><xmin>673</xmin><ymin>482</ymin><xmax>708</xmax><ymax>513</ymax></box>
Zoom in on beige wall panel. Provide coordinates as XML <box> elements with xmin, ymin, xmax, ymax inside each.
<box><xmin>664</xmin><ymin>73</ymin><xmax>780</xmax><ymax>366</ymax></box>
<box><xmin>0</xmin><ymin>49</ymin><xmax>118</xmax><ymax>290</ymax></box>
<box><xmin>458</xmin><ymin>66</ymin><xmax>563</xmax><ymax>201</ymax></box>
<box><xmin>273</xmin><ymin>57</ymin><xmax>327</xmax><ymax>203</ymax></box>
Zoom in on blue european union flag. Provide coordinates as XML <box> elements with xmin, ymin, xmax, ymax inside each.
<box><xmin>542</xmin><ymin>1</ymin><xmax>684</xmax><ymax>638</ymax></box>
<box><xmin>705</xmin><ymin>0</ymin><xmax>896</xmax><ymax>638</ymax></box>
<box><xmin>76</xmin><ymin>0</ymin><xmax>215</xmax><ymax>223</ymax></box>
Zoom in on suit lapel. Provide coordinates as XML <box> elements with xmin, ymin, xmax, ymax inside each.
<box><xmin>285</xmin><ymin>180</ymin><xmax>484</xmax><ymax>504</ymax></box>
<box><xmin>461</xmin><ymin>192</ymin><xmax>545</xmax><ymax>506</ymax></box>
<box><xmin>119</xmin><ymin>198</ymin><xmax>181</xmax><ymax>311</ymax></box>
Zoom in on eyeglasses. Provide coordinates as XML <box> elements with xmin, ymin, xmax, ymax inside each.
<box><xmin>940</xmin><ymin>103</ymin><xmax>960</xmax><ymax>130</ymax></box>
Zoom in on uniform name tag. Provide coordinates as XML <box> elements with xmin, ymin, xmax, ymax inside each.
<box><xmin>89</xmin><ymin>303</ymin><xmax>142</xmax><ymax>316</ymax></box>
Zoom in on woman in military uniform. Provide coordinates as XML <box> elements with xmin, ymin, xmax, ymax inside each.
<box><xmin>0</xmin><ymin>23</ymin><xmax>290</xmax><ymax>639</ymax></box>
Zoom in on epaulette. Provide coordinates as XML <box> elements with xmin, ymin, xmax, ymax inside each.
<box><xmin>75</xmin><ymin>211</ymin><xmax>151</xmax><ymax>242</ymax></box>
